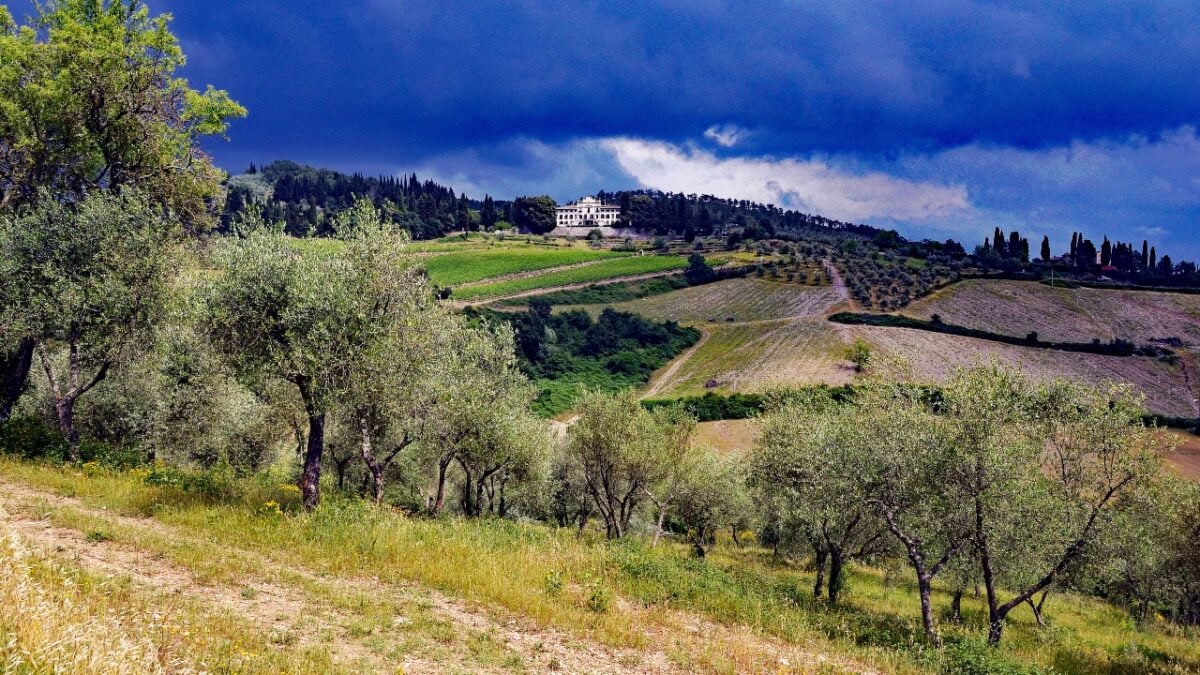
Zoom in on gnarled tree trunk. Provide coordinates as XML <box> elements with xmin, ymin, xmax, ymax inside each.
<box><xmin>36</xmin><ymin>340</ymin><xmax>109</xmax><ymax>463</ymax></box>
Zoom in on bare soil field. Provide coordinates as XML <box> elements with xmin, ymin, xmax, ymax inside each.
<box><xmin>1165</xmin><ymin>429</ymin><xmax>1200</xmax><ymax>480</ymax></box>
<box><xmin>907</xmin><ymin>280</ymin><xmax>1200</xmax><ymax>347</ymax></box>
<box><xmin>555</xmin><ymin>275</ymin><xmax>1198</xmax><ymax>418</ymax></box>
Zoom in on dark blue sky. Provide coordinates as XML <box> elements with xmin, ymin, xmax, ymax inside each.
<box><xmin>104</xmin><ymin>1</ymin><xmax>1200</xmax><ymax>257</ymax></box>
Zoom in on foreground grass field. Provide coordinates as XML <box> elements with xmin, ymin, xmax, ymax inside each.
<box><xmin>3</xmin><ymin>458</ymin><xmax>1196</xmax><ymax>674</ymax></box>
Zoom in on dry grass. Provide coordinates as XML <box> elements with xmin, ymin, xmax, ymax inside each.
<box><xmin>692</xmin><ymin>419</ymin><xmax>759</xmax><ymax>456</ymax></box>
<box><xmin>649</xmin><ymin>318</ymin><xmax>851</xmax><ymax>397</ymax></box>
<box><xmin>0</xmin><ymin>505</ymin><xmax>334</xmax><ymax>674</ymax></box>
<box><xmin>0</xmin><ymin>511</ymin><xmax>165</xmax><ymax>674</ymax></box>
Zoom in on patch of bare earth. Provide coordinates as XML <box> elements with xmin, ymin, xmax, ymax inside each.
<box><xmin>1165</xmin><ymin>430</ymin><xmax>1200</xmax><ymax>481</ymax></box>
<box><xmin>0</xmin><ymin>477</ymin><xmax>874</xmax><ymax>674</ymax></box>
<box><xmin>692</xmin><ymin>419</ymin><xmax>759</xmax><ymax>456</ymax></box>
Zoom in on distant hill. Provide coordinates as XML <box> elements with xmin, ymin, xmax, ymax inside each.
<box><xmin>222</xmin><ymin>161</ymin><xmax>1200</xmax><ymax>293</ymax></box>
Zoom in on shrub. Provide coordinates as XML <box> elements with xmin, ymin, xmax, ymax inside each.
<box><xmin>0</xmin><ymin>417</ymin><xmax>143</xmax><ymax>469</ymax></box>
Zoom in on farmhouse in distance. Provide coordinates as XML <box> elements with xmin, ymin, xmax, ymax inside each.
<box><xmin>555</xmin><ymin>195</ymin><xmax>623</xmax><ymax>229</ymax></box>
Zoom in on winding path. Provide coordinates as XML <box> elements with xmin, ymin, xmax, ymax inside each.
<box><xmin>641</xmin><ymin>326</ymin><xmax>711</xmax><ymax>399</ymax></box>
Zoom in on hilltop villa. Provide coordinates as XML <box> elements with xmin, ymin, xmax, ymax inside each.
<box><xmin>555</xmin><ymin>196</ymin><xmax>621</xmax><ymax>229</ymax></box>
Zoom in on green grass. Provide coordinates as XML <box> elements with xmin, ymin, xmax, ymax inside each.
<box><xmin>495</xmin><ymin>275</ymin><xmax>691</xmax><ymax>307</ymax></box>
<box><xmin>2</xmin><ymin>458</ymin><xmax>1198</xmax><ymax>674</ymax></box>
<box><xmin>455</xmin><ymin>255</ymin><xmax>689</xmax><ymax>301</ymax></box>
<box><xmin>424</xmin><ymin>247</ymin><xmax>625</xmax><ymax>287</ymax></box>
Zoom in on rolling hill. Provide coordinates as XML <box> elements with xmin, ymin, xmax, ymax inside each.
<box><xmin>530</xmin><ymin>274</ymin><xmax>1200</xmax><ymax>420</ymax></box>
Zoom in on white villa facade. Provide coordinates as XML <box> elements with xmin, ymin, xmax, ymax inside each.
<box><xmin>555</xmin><ymin>196</ymin><xmax>621</xmax><ymax>229</ymax></box>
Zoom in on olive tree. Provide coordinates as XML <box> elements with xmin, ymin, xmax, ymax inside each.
<box><xmin>0</xmin><ymin>191</ymin><xmax>180</xmax><ymax>460</ymax></box>
<box><xmin>415</xmin><ymin>321</ymin><xmax>546</xmax><ymax>517</ymax></box>
<box><xmin>750</xmin><ymin>396</ymin><xmax>891</xmax><ymax>605</ymax></box>
<box><xmin>329</xmin><ymin>206</ymin><xmax>446</xmax><ymax>504</ymax></box>
<box><xmin>831</xmin><ymin>378</ymin><xmax>973</xmax><ymax>645</ymax></box>
<box><xmin>673</xmin><ymin>448</ymin><xmax>748</xmax><ymax>558</ymax></box>
<box><xmin>566</xmin><ymin>390</ymin><xmax>668</xmax><ymax>539</ymax></box>
<box><xmin>0</xmin><ymin>0</ymin><xmax>243</xmax><ymax>418</ymax></box>
<box><xmin>639</xmin><ymin>405</ymin><xmax>700</xmax><ymax>546</ymax></box>
<box><xmin>944</xmin><ymin>366</ymin><xmax>1168</xmax><ymax>645</ymax></box>
<box><xmin>208</xmin><ymin>201</ymin><xmax>397</xmax><ymax>509</ymax></box>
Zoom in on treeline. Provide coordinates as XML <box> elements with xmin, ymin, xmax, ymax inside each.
<box><xmin>828</xmin><ymin>312</ymin><xmax>1172</xmax><ymax>358</ymax></box>
<box><xmin>975</xmin><ymin>228</ymin><xmax>1200</xmax><ymax>288</ymax></box>
<box><xmin>598</xmin><ymin>188</ymin><xmax>897</xmax><ymax>244</ymax></box>
<box><xmin>222</xmin><ymin>161</ymin><xmax>501</xmax><ymax>239</ymax></box>
<box><xmin>222</xmin><ymin>161</ymin><xmax>564</xmax><ymax>240</ymax></box>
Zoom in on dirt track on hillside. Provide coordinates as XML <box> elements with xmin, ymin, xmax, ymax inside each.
<box><xmin>0</xmin><ymin>475</ymin><xmax>875</xmax><ymax>674</ymax></box>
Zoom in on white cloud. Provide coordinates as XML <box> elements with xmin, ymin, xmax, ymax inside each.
<box><xmin>599</xmin><ymin>137</ymin><xmax>971</xmax><ymax>222</ymax></box>
<box><xmin>702</xmin><ymin>124</ymin><xmax>748</xmax><ymax>148</ymax></box>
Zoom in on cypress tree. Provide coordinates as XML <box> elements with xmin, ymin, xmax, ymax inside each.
<box><xmin>1040</xmin><ymin>235</ymin><xmax>1051</xmax><ymax>262</ymax></box>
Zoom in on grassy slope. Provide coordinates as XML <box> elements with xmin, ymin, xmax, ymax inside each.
<box><xmin>454</xmin><ymin>255</ymin><xmax>688</xmax><ymax>301</ymax></box>
<box><xmin>655</xmin><ymin>319</ymin><xmax>850</xmax><ymax>397</ymax></box>
<box><xmin>2</xmin><ymin>459</ymin><xmax>1197</xmax><ymax>674</ymax></box>
<box><xmin>424</xmin><ymin>247</ymin><xmax>625</xmax><ymax>287</ymax></box>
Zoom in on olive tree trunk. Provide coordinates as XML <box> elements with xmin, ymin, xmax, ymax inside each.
<box><xmin>36</xmin><ymin>341</ymin><xmax>109</xmax><ymax>463</ymax></box>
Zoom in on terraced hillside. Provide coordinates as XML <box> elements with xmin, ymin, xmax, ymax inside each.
<box><xmin>647</xmin><ymin>319</ymin><xmax>851</xmax><ymax>396</ymax></box>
